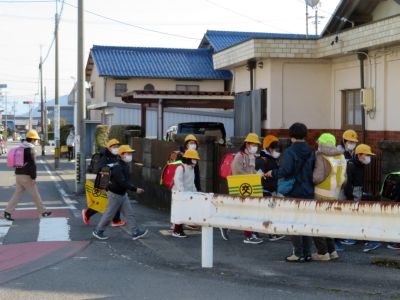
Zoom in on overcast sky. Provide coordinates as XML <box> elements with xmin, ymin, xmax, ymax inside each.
<box><xmin>0</xmin><ymin>0</ymin><xmax>340</xmax><ymax>115</ymax></box>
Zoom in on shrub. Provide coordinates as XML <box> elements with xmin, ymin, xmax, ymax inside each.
<box><xmin>95</xmin><ymin>125</ymin><xmax>110</xmax><ymax>153</ymax></box>
<box><xmin>108</xmin><ymin>125</ymin><xmax>141</xmax><ymax>145</ymax></box>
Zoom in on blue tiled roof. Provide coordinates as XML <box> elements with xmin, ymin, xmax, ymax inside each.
<box><xmin>202</xmin><ymin>30</ymin><xmax>319</xmax><ymax>52</ymax></box>
<box><xmin>90</xmin><ymin>45</ymin><xmax>232</xmax><ymax>80</ymax></box>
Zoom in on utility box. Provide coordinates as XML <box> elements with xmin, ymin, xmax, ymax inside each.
<box><xmin>361</xmin><ymin>88</ymin><xmax>374</xmax><ymax>112</ymax></box>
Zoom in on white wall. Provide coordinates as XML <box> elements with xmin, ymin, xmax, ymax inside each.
<box><xmin>386</xmin><ymin>53</ymin><xmax>400</xmax><ymax>131</ymax></box>
<box><xmin>373</xmin><ymin>0</ymin><xmax>400</xmax><ymax>21</ymax></box>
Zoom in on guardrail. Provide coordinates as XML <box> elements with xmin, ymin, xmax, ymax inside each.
<box><xmin>171</xmin><ymin>192</ymin><xmax>400</xmax><ymax>268</ymax></box>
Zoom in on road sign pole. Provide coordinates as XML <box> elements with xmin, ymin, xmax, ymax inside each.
<box><xmin>54</xmin><ymin>5</ymin><xmax>60</xmax><ymax>169</ymax></box>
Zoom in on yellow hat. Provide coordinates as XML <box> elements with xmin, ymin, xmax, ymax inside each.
<box><xmin>26</xmin><ymin>129</ymin><xmax>40</xmax><ymax>140</ymax></box>
<box><xmin>343</xmin><ymin>130</ymin><xmax>358</xmax><ymax>143</ymax></box>
<box><xmin>355</xmin><ymin>144</ymin><xmax>375</xmax><ymax>156</ymax></box>
<box><xmin>244</xmin><ymin>133</ymin><xmax>261</xmax><ymax>145</ymax></box>
<box><xmin>118</xmin><ymin>145</ymin><xmax>135</xmax><ymax>155</ymax></box>
<box><xmin>263</xmin><ymin>135</ymin><xmax>279</xmax><ymax>149</ymax></box>
<box><xmin>184</xmin><ymin>134</ymin><xmax>198</xmax><ymax>143</ymax></box>
<box><xmin>183</xmin><ymin>149</ymin><xmax>200</xmax><ymax>160</ymax></box>
<box><xmin>106</xmin><ymin>139</ymin><xmax>120</xmax><ymax>148</ymax></box>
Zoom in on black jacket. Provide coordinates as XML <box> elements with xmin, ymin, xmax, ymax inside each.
<box><xmin>256</xmin><ymin>150</ymin><xmax>279</xmax><ymax>194</ymax></box>
<box><xmin>344</xmin><ymin>156</ymin><xmax>365</xmax><ymax>200</ymax></box>
<box><xmin>108</xmin><ymin>159</ymin><xmax>137</xmax><ymax>196</ymax></box>
<box><xmin>271</xmin><ymin>142</ymin><xmax>315</xmax><ymax>199</ymax></box>
<box><xmin>15</xmin><ymin>147</ymin><xmax>36</xmax><ymax>179</ymax></box>
<box><xmin>96</xmin><ymin>148</ymin><xmax>119</xmax><ymax>170</ymax></box>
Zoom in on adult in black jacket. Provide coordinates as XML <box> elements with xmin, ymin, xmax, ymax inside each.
<box><xmin>4</xmin><ymin>130</ymin><xmax>51</xmax><ymax>221</ymax></box>
<box><xmin>82</xmin><ymin>139</ymin><xmax>124</xmax><ymax>226</ymax></box>
<box><xmin>92</xmin><ymin>145</ymin><xmax>147</xmax><ymax>240</ymax></box>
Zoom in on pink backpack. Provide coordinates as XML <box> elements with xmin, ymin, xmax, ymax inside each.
<box><xmin>7</xmin><ymin>147</ymin><xmax>26</xmax><ymax>168</ymax></box>
<box><xmin>219</xmin><ymin>153</ymin><xmax>236</xmax><ymax>179</ymax></box>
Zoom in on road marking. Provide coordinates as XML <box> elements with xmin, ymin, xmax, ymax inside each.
<box><xmin>0</xmin><ymin>219</ymin><xmax>12</xmax><ymax>245</ymax></box>
<box><xmin>37</xmin><ymin>217</ymin><xmax>71</xmax><ymax>242</ymax></box>
<box><xmin>40</xmin><ymin>160</ymin><xmax>78</xmax><ymax>208</ymax></box>
<box><xmin>13</xmin><ymin>206</ymin><xmax>76</xmax><ymax>211</ymax></box>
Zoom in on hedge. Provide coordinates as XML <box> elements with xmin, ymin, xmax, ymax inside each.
<box><xmin>108</xmin><ymin>125</ymin><xmax>141</xmax><ymax>145</ymax></box>
<box><xmin>95</xmin><ymin>125</ymin><xmax>110</xmax><ymax>153</ymax></box>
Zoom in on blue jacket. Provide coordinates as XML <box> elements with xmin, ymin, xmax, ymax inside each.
<box><xmin>271</xmin><ymin>142</ymin><xmax>315</xmax><ymax>199</ymax></box>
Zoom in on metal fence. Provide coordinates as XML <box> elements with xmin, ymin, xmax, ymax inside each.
<box><xmin>363</xmin><ymin>153</ymin><xmax>382</xmax><ymax>197</ymax></box>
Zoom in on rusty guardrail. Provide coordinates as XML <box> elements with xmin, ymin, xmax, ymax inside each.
<box><xmin>171</xmin><ymin>192</ymin><xmax>400</xmax><ymax>268</ymax></box>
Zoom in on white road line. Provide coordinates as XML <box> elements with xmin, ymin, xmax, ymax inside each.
<box><xmin>0</xmin><ymin>219</ymin><xmax>13</xmax><ymax>245</ymax></box>
<box><xmin>40</xmin><ymin>159</ymin><xmax>78</xmax><ymax>208</ymax></box>
<box><xmin>13</xmin><ymin>206</ymin><xmax>76</xmax><ymax>211</ymax></box>
<box><xmin>37</xmin><ymin>217</ymin><xmax>71</xmax><ymax>241</ymax></box>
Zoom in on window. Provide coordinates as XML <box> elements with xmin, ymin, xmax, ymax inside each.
<box><xmin>176</xmin><ymin>85</ymin><xmax>199</xmax><ymax>92</ymax></box>
<box><xmin>342</xmin><ymin>89</ymin><xmax>362</xmax><ymax>130</ymax></box>
<box><xmin>144</xmin><ymin>84</ymin><xmax>155</xmax><ymax>91</ymax></box>
<box><xmin>115</xmin><ymin>83</ymin><xmax>127</xmax><ymax>97</ymax></box>
<box><xmin>89</xmin><ymin>83</ymin><xmax>95</xmax><ymax>98</ymax></box>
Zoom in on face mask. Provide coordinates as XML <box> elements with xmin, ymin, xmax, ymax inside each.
<box><xmin>248</xmin><ymin>146</ymin><xmax>258</xmax><ymax>154</ymax></box>
<box><xmin>191</xmin><ymin>159</ymin><xmax>197</xmax><ymax>165</ymax></box>
<box><xmin>188</xmin><ymin>144</ymin><xmax>197</xmax><ymax>150</ymax></box>
<box><xmin>111</xmin><ymin>148</ymin><xmax>119</xmax><ymax>155</ymax></box>
<box><xmin>362</xmin><ymin>156</ymin><xmax>371</xmax><ymax>165</ymax></box>
<box><xmin>34</xmin><ymin>140</ymin><xmax>39</xmax><ymax>146</ymax></box>
<box><xmin>271</xmin><ymin>151</ymin><xmax>280</xmax><ymax>159</ymax></box>
<box><xmin>124</xmin><ymin>155</ymin><xmax>133</xmax><ymax>163</ymax></box>
<box><xmin>346</xmin><ymin>143</ymin><xmax>356</xmax><ymax>151</ymax></box>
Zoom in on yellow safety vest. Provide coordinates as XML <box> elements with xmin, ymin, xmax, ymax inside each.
<box><xmin>315</xmin><ymin>154</ymin><xmax>347</xmax><ymax>200</ymax></box>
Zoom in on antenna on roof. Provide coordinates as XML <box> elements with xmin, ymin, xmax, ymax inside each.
<box><xmin>305</xmin><ymin>0</ymin><xmax>321</xmax><ymax>37</ymax></box>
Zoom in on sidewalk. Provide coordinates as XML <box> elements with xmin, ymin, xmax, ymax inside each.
<box><xmin>44</xmin><ymin>155</ymin><xmax>400</xmax><ymax>299</ymax></box>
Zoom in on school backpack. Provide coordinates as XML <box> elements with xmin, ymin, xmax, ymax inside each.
<box><xmin>94</xmin><ymin>163</ymin><xmax>117</xmax><ymax>191</ymax></box>
<box><xmin>7</xmin><ymin>147</ymin><xmax>26</xmax><ymax>168</ymax></box>
<box><xmin>219</xmin><ymin>153</ymin><xmax>236</xmax><ymax>179</ymax></box>
<box><xmin>380</xmin><ymin>171</ymin><xmax>400</xmax><ymax>201</ymax></box>
<box><xmin>160</xmin><ymin>160</ymin><xmax>185</xmax><ymax>190</ymax></box>
<box><xmin>87</xmin><ymin>152</ymin><xmax>103</xmax><ymax>174</ymax></box>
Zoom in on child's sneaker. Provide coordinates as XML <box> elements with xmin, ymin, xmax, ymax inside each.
<box><xmin>82</xmin><ymin>209</ymin><xmax>90</xmax><ymax>225</ymax></box>
<box><xmin>285</xmin><ymin>254</ymin><xmax>305</xmax><ymax>263</ymax></box>
<box><xmin>341</xmin><ymin>239</ymin><xmax>357</xmax><ymax>245</ymax></box>
<box><xmin>268</xmin><ymin>235</ymin><xmax>285</xmax><ymax>241</ymax></box>
<box><xmin>311</xmin><ymin>253</ymin><xmax>330</xmax><ymax>261</ymax></box>
<box><xmin>387</xmin><ymin>243</ymin><xmax>400</xmax><ymax>250</ymax></box>
<box><xmin>132</xmin><ymin>229</ymin><xmax>148</xmax><ymax>240</ymax></box>
<box><xmin>92</xmin><ymin>230</ymin><xmax>109</xmax><ymax>240</ymax></box>
<box><xmin>41</xmin><ymin>211</ymin><xmax>52</xmax><ymax>217</ymax></box>
<box><xmin>243</xmin><ymin>236</ymin><xmax>263</xmax><ymax>244</ymax></box>
<box><xmin>363</xmin><ymin>241</ymin><xmax>382</xmax><ymax>253</ymax></box>
<box><xmin>172</xmin><ymin>231</ymin><xmax>187</xmax><ymax>238</ymax></box>
<box><xmin>111</xmin><ymin>220</ymin><xmax>126</xmax><ymax>227</ymax></box>
<box><xmin>335</xmin><ymin>241</ymin><xmax>344</xmax><ymax>251</ymax></box>
<box><xmin>329</xmin><ymin>251</ymin><xmax>339</xmax><ymax>260</ymax></box>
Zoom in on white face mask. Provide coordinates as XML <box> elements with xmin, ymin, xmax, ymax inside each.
<box><xmin>111</xmin><ymin>148</ymin><xmax>119</xmax><ymax>155</ymax></box>
<box><xmin>34</xmin><ymin>140</ymin><xmax>39</xmax><ymax>146</ymax></box>
<box><xmin>361</xmin><ymin>156</ymin><xmax>371</xmax><ymax>165</ymax></box>
<box><xmin>188</xmin><ymin>144</ymin><xmax>197</xmax><ymax>150</ymax></box>
<box><xmin>248</xmin><ymin>146</ymin><xmax>258</xmax><ymax>154</ymax></box>
<box><xmin>191</xmin><ymin>159</ymin><xmax>197</xmax><ymax>165</ymax></box>
<box><xmin>271</xmin><ymin>151</ymin><xmax>280</xmax><ymax>159</ymax></box>
<box><xmin>346</xmin><ymin>143</ymin><xmax>356</xmax><ymax>151</ymax></box>
<box><xmin>124</xmin><ymin>155</ymin><xmax>133</xmax><ymax>163</ymax></box>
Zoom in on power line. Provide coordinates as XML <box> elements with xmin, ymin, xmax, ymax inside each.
<box><xmin>42</xmin><ymin>0</ymin><xmax>65</xmax><ymax>65</ymax></box>
<box><xmin>63</xmin><ymin>1</ymin><xmax>200</xmax><ymax>41</ymax></box>
<box><xmin>203</xmin><ymin>0</ymin><xmax>293</xmax><ymax>34</ymax></box>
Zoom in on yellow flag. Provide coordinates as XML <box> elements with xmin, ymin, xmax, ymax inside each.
<box><xmin>227</xmin><ymin>174</ymin><xmax>263</xmax><ymax>197</ymax></box>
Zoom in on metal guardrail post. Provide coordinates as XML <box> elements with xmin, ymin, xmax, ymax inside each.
<box><xmin>201</xmin><ymin>227</ymin><xmax>213</xmax><ymax>268</ymax></box>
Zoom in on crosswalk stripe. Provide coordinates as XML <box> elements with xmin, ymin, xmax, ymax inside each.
<box><xmin>0</xmin><ymin>219</ymin><xmax>13</xmax><ymax>245</ymax></box>
<box><xmin>37</xmin><ymin>218</ymin><xmax>71</xmax><ymax>242</ymax></box>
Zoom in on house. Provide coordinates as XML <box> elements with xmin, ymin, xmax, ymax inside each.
<box><xmin>206</xmin><ymin>0</ymin><xmax>400</xmax><ymax>151</ymax></box>
<box><xmin>86</xmin><ymin>45</ymin><xmax>234</xmax><ymax>138</ymax></box>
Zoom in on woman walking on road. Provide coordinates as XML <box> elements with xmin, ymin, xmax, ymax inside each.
<box><xmin>3</xmin><ymin>130</ymin><xmax>52</xmax><ymax>221</ymax></box>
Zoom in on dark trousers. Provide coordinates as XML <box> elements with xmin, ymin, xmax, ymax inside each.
<box><xmin>67</xmin><ymin>146</ymin><xmax>74</xmax><ymax>160</ymax></box>
<box><xmin>291</xmin><ymin>236</ymin><xmax>312</xmax><ymax>257</ymax></box>
<box><xmin>86</xmin><ymin>207</ymin><xmax>121</xmax><ymax>222</ymax></box>
<box><xmin>314</xmin><ymin>237</ymin><xmax>336</xmax><ymax>254</ymax></box>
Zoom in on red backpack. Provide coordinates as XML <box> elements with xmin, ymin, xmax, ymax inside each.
<box><xmin>160</xmin><ymin>160</ymin><xmax>185</xmax><ymax>190</ymax></box>
<box><xmin>219</xmin><ymin>153</ymin><xmax>236</xmax><ymax>179</ymax></box>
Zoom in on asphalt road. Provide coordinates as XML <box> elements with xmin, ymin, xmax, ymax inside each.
<box><xmin>0</xmin><ymin>142</ymin><xmax>399</xmax><ymax>299</ymax></box>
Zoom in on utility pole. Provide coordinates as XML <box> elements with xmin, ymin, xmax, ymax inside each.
<box><xmin>44</xmin><ymin>87</ymin><xmax>48</xmax><ymax>143</ymax></box>
<box><xmin>305</xmin><ymin>3</ymin><xmax>309</xmax><ymax>37</ymax></box>
<box><xmin>40</xmin><ymin>47</ymin><xmax>45</xmax><ymax>155</ymax></box>
<box><xmin>13</xmin><ymin>100</ymin><xmax>16</xmax><ymax>138</ymax></box>
<box><xmin>4</xmin><ymin>91</ymin><xmax>7</xmax><ymax>138</ymax></box>
<box><xmin>29</xmin><ymin>102</ymin><xmax>32</xmax><ymax>130</ymax></box>
<box><xmin>54</xmin><ymin>0</ymin><xmax>60</xmax><ymax>169</ymax></box>
<box><xmin>76</xmin><ymin>0</ymin><xmax>86</xmax><ymax>193</ymax></box>
<box><xmin>315</xmin><ymin>6</ymin><xmax>318</xmax><ymax>35</ymax></box>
